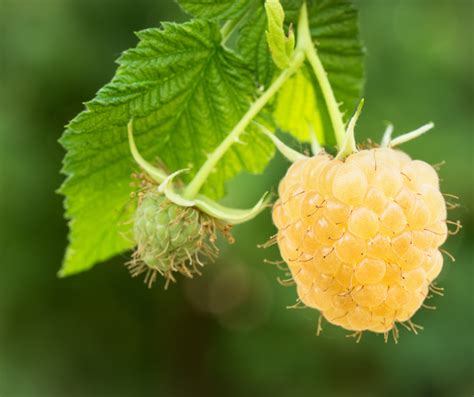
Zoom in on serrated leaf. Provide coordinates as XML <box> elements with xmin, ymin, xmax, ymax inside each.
<box><xmin>176</xmin><ymin>0</ymin><xmax>252</xmax><ymax>20</ymax></box>
<box><xmin>60</xmin><ymin>19</ymin><xmax>274</xmax><ymax>276</ymax></box>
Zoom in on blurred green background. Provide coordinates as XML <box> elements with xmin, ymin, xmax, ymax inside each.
<box><xmin>0</xmin><ymin>0</ymin><xmax>473</xmax><ymax>396</ymax></box>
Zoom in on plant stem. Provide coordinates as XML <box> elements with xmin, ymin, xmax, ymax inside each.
<box><xmin>297</xmin><ymin>2</ymin><xmax>346</xmax><ymax>149</ymax></box>
<box><xmin>183</xmin><ymin>50</ymin><xmax>305</xmax><ymax>199</ymax></box>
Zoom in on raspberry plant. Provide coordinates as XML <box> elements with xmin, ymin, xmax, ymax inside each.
<box><xmin>60</xmin><ymin>0</ymin><xmax>457</xmax><ymax>339</ymax></box>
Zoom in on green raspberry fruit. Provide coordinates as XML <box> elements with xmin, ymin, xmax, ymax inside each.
<box><xmin>129</xmin><ymin>190</ymin><xmax>222</xmax><ymax>287</ymax></box>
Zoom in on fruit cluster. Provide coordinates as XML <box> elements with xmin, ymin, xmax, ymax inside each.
<box><xmin>273</xmin><ymin>148</ymin><xmax>448</xmax><ymax>334</ymax></box>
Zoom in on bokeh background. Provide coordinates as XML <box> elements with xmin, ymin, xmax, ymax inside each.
<box><xmin>1</xmin><ymin>0</ymin><xmax>473</xmax><ymax>396</ymax></box>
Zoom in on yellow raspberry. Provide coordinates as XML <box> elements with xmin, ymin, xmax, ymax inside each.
<box><xmin>273</xmin><ymin>148</ymin><xmax>449</xmax><ymax>335</ymax></box>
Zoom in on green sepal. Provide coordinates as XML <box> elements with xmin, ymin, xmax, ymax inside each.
<box><xmin>128</xmin><ymin>120</ymin><xmax>167</xmax><ymax>184</ymax></box>
<box><xmin>160</xmin><ymin>170</ymin><xmax>270</xmax><ymax>225</ymax></box>
<box><xmin>194</xmin><ymin>193</ymin><xmax>270</xmax><ymax>225</ymax></box>
<box><xmin>254</xmin><ymin>122</ymin><xmax>308</xmax><ymax>163</ymax></box>
<box><xmin>336</xmin><ymin>98</ymin><xmax>364</xmax><ymax>159</ymax></box>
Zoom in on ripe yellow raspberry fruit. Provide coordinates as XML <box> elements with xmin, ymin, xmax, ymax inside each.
<box><xmin>273</xmin><ymin>148</ymin><xmax>448</xmax><ymax>334</ymax></box>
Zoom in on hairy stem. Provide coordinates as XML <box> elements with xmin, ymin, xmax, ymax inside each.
<box><xmin>297</xmin><ymin>2</ymin><xmax>346</xmax><ymax>149</ymax></box>
<box><xmin>183</xmin><ymin>50</ymin><xmax>305</xmax><ymax>199</ymax></box>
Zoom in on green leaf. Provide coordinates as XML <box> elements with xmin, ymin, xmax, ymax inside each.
<box><xmin>59</xmin><ymin>19</ymin><xmax>274</xmax><ymax>276</ymax></box>
<box><xmin>265</xmin><ymin>0</ymin><xmax>295</xmax><ymax>69</ymax></box>
<box><xmin>240</xmin><ymin>0</ymin><xmax>365</xmax><ymax>145</ymax></box>
<box><xmin>176</xmin><ymin>0</ymin><xmax>252</xmax><ymax>20</ymax></box>
<box><xmin>273</xmin><ymin>63</ymin><xmax>330</xmax><ymax>143</ymax></box>
<box><xmin>238</xmin><ymin>6</ymin><xmax>275</xmax><ymax>88</ymax></box>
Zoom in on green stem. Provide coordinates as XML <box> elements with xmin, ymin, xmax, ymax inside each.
<box><xmin>183</xmin><ymin>50</ymin><xmax>305</xmax><ymax>199</ymax></box>
<box><xmin>297</xmin><ymin>2</ymin><xmax>346</xmax><ymax>149</ymax></box>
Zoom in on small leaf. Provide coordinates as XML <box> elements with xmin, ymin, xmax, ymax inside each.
<box><xmin>176</xmin><ymin>0</ymin><xmax>252</xmax><ymax>20</ymax></box>
<box><xmin>273</xmin><ymin>64</ymin><xmax>331</xmax><ymax>144</ymax></box>
<box><xmin>265</xmin><ymin>0</ymin><xmax>295</xmax><ymax>69</ymax></box>
<box><xmin>238</xmin><ymin>0</ymin><xmax>301</xmax><ymax>88</ymax></box>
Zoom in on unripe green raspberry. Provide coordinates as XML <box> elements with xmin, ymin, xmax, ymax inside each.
<box><xmin>130</xmin><ymin>190</ymin><xmax>220</xmax><ymax>287</ymax></box>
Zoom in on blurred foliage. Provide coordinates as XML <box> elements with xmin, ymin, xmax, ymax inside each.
<box><xmin>0</xmin><ymin>0</ymin><xmax>472</xmax><ymax>396</ymax></box>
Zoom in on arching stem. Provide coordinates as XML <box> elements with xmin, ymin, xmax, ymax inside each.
<box><xmin>183</xmin><ymin>49</ymin><xmax>305</xmax><ymax>199</ymax></box>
